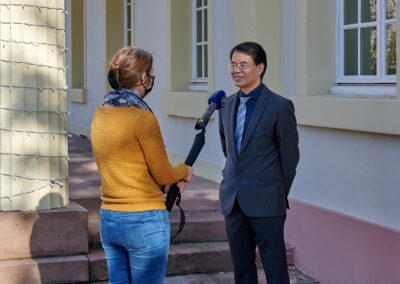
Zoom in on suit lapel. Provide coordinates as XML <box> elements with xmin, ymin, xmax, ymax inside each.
<box><xmin>227</xmin><ymin>92</ymin><xmax>239</xmax><ymax>157</ymax></box>
<box><xmin>239</xmin><ymin>86</ymin><xmax>270</xmax><ymax>155</ymax></box>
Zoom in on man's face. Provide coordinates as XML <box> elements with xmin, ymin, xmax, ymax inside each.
<box><xmin>230</xmin><ymin>51</ymin><xmax>264</xmax><ymax>94</ymax></box>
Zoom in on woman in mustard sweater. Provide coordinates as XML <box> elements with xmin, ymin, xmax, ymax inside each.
<box><xmin>91</xmin><ymin>46</ymin><xmax>194</xmax><ymax>284</ymax></box>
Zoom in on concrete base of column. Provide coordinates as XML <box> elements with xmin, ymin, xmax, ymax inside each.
<box><xmin>0</xmin><ymin>202</ymin><xmax>88</xmax><ymax>260</ymax></box>
<box><xmin>0</xmin><ymin>255</ymin><xmax>89</xmax><ymax>284</ymax></box>
<box><xmin>0</xmin><ymin>202</ymin><xmax>89</xmax><ymax>283</ymax></box>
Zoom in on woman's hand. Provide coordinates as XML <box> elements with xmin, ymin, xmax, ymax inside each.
<box><xmin>164</xmin><ymin>180</ymin><xmax>188</xmax><ymax>195</ymax></box>
<box><xmin>184</xmin><ymin>166</ymin><xmax>194</xmax><ymax>182</ymax></box>
<box><xmin>163</xmin><ymin>166</ymin><xmax>193</xmax><ymax>195</ymax></box>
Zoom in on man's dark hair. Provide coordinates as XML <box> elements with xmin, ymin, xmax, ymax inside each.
<box><xmin>230</xmin><ymin>42</ymin><xmax>267</xmax><ymax>80</ymax></box>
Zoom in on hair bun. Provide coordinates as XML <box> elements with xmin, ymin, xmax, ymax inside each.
<box><xmin>108</xmin><ymin>69</ymin><xmax>121</xmax><ymax>90</ymax></box>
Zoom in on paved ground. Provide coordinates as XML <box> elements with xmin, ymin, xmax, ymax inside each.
<box><xmin>165</xmin><ymin>267</ymin><xmax>318</xmax><ymax>284</ymax></box>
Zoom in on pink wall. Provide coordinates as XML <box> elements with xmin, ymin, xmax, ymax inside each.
<box><xmin>285</xmin><ymin>199</ymin><xmax>400</xmax><ymax>284</ymax></box>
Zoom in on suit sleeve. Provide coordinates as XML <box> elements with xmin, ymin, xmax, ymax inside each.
<box><xmin>218</xmin><ymin>110</ymin><xmax>227</xmax><ymax>158</ymax></box>
<box><xmin>138</xmin><ymin>112</ymin><xmax>189</xmax><ymax>185</ymax></box>
<box><xmin>276</xmin><ymin>100</ymin><xmax>300</xmax><ymax>196</ymax></box>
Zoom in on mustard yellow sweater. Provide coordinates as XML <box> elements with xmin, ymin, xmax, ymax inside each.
<box><xmin>91</xmin><ymin>106</ymin><xmax>188</xmax><ymax>212</ymax></box>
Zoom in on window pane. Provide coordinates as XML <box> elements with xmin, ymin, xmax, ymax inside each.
<box><xmin>204</xmin><ymin>0</ymin><xmax>207</xmax><ymax>5</ymax></box>
<box><xmin>386</xmin><ymin>23</ymin><xmax>397</xmax><ymax>75</ymax></box>
<box><xmin>360</xmin><ymin>27</ymin><xmax>377</xmax><ymax>75</ymax></box>
<box><xmin>387</xmin><ymin>0</ymin><xmax>397</xmax><ymax>19</ymax></box>
<box><xmin>344</xmin><ymin>0</ymin><xmax>358</xmax><ymax>25</ymax></box>
<box><xmin>196</xmin><ymin>0</ymin><xmax>201</xmax><ymax>8</ymax></box>
<box><xmin>204</xmin><ymin>9</ymin><xmax>208</xmax><ymax>41</ymax></box>
<box><xmin>197</xmin><ymin>10</ymin><xmax>202</xmax><ymax>42</ymax></box>
<box><xmin>127</xmin><ymin>32</ymin><xmax>131</xmax><ymax>46</ymax></box>
<box><xmin>205</xmin><ymin>45</ymin><xmax>208</xmax><ymax>78</ymax></box>
<box><xmin>197</xmin><ymin>45</ymin><xmax>203</xmax><ymax>78</ymax></box>
<box><xmin>344</xmin><ymin>29</ymin><xmax>358</xmax><ymax>75</ymax></box>
<box><xmin>361</xmin><ymin>0</ymin><xmax>376</xmax><ymax>22</ymax></box>
<box><xmin>127</xmin><ymin>5</ymin><xmax>131</xmax><ymax>29</ymax></box>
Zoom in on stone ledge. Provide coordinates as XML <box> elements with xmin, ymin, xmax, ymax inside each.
<box><xmin>292</xmin><ymin>96</ymin><xmax>400</xmax><ymax>135</ymax></box>
<box><xmin>0</xmin><ymin>202</ymin><xmax>88</xmax><ymax>260</ymax></box>
<box><xmin>0</xmin><ymin>255</ymin><xmax>89</xmax><ymax>284</ymax></box>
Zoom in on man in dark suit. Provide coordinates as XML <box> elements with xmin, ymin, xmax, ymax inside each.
<box><xmin>218</xmin><ymin>42</ymin><xmax>300</xmax><ymax>284</ymax></box>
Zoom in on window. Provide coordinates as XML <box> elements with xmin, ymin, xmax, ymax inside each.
<box><xmin>124</xmin><ymin>0</ymin><xmax>133</xmax><ymax>45</ymax></box>
<box><xmin>70</xmin><ymin>0</ymin><xmax>85</xmax><ymax>89</ymax></box>
<box><xmin>192</xmin><ymin>0</ymin><xmax>208</xmax><ymax>83</ymax></box>
<box><xmin>338</xmin><ymin>0</ymin><xmax>397</xmax><ymax>83</ymax></box>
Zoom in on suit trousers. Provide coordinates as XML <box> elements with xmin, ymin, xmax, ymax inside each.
<box><xmin>224</xmin><ymin>200</ymin><xmax>289</xmax><ymax>284</ymax></box>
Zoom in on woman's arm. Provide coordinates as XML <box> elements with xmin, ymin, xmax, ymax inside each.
<box><xmin>138</xmin><ymin>112</ymin><xmax>189</xmax><ymax>185</ymax></box>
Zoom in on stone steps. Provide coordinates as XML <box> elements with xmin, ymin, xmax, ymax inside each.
<box><xmin>74</xmin><ymin>197</ymin><xmax>307</xmax><ymax>283</ymax></box>
<box><xmin>0</xmin><ymin>255</ymin><xmax>89</xmax><ymax>284</ymax></box>
<box><xmin>87</xmin><ymin>241</ymin><xmax>295</xmax><ymax>281</ymax></box>
<box><xmin>74</xmin><ymin>198</ymin><xmax>228</xmax><ymax>248</ymax></box>
<box><xmin>169</xmin><ymin>210</ymin><xmax>227</xmax><ymax>243</ymax></box>
<box><xmin>0</xmin><ymin>202</ymin><xmax>90</xmax><ymax>284</ymax></box>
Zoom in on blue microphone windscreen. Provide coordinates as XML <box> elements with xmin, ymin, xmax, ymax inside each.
<box><xmin>208</xmin><ymin>90</ymin><xmax>226</xmax><ymax>109</ymax></box>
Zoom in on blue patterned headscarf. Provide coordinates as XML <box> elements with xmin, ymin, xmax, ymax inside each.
<box><xmin>104</xmin><ymin>88</ymin><xmax>152</xmax><ymax>113</ymax></box>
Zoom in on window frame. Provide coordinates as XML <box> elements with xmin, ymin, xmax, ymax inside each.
<box><xmin>336</xmin><ymin>0</ymin><xmax>397</xmax><ymax>83</ymax></box>
<box><xmin>124</xmin><ymin>0</ymin><xmax>133</xmax><ymax>46</ymax></box>
<box><xmin>191</xmin><ymin>0</ymin><xmax>208</xmax><ymax>83</ymax></box>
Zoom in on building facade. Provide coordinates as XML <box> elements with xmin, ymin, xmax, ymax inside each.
<box><xmin>65</xmin><ymin>1</ymin><xmax>400</xmax><ymax>283</ymax></box>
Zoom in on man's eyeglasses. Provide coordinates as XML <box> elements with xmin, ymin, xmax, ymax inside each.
<box><xmin>228</xmin><ymin>63</ymin><xmax>249</xmax><ymax>71</ymax></box>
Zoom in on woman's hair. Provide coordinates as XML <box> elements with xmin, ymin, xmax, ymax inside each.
<box><xmin>108</xmin><ymin>46</ymin><xmax>153</xmax><ymax>89</ymax></box>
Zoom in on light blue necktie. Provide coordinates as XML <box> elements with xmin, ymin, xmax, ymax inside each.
<box><xmin>235</xmin><ymin>96</ymin><xmax>251</xmax><ymax>154</ymax></box>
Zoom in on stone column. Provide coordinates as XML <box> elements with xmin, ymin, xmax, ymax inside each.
<box><xmin>0</xmin><ymin>0</ymin><xmax>68</xmax><ymax>211</ymax></box>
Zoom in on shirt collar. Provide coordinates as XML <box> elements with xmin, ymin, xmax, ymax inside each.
<box><xmin>239</xmin><ymin>83</ymin><xmax>263</xmax><ymax>100</ymax></box>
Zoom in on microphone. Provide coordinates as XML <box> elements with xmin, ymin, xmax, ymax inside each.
<box><xmin>165</xmin><ymin>90</ymin><xmax>226</xmax><ymax>239</ymax></box>
<box><xmin>195</xmin><ymin>90</ymin><xmax>226</xmax><ymax>130</ymax></box>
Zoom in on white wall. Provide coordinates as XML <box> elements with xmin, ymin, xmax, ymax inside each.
<box><xmin>66</xmin><ymin>0</ymin><xmax>106</xmax><ymax>136</ymax></box>
<box><xmin>282</xmin><ymin>0</ymin><xmax>296</xmax><ymax>98</ymax></box>
<box><xmin>208</xmin><ymin>0</ymin><xmax>235</xmax><ymax>167</ymax></box>
<box><xmin>133</xmin><ymin>0</ymin><xmax>195</xmax><ymax>159</ymax></box>
<box><xmin>63</xmin><ymin>0</ymin><xmax>400</xmax><ymax>232</ymax></box>
<box><xmin>291</xmin><ymin>126</ymin><xmax>400</xmax><ymax>230</ymax></box>
<box><xmin>134</xmin><ymin>0</ymin><xmax>234</xmax><ymax>173</ymax></box>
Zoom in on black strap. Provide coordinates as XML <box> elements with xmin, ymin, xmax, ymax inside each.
<box><xmin>170</xmin><ymin>194</ymin><xmax>185</xmax><ymax>241</ymax></box>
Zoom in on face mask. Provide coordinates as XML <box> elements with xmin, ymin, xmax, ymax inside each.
<box><xmin>143</xmin><ymin>74</ymin><xmax>155</xmax><ymax>98</ymax></box>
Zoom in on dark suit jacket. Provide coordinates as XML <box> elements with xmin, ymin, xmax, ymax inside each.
<box><xmin>218</xmin><ymin>85</ymin><xmax>299</xmax><ymax>217</ymax></box>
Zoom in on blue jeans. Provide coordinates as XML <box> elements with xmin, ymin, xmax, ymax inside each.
<box><xmin>100</xmin><ymin>209</ymin><xmax>170</xmax><ymax>284</ymax></box>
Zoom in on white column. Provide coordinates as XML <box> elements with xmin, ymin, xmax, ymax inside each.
<box><xmin>0</xmin><ymin>0</ymin><xmax>68</xmax><ymax>211</ymax></box>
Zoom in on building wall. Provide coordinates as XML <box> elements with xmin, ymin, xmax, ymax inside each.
<box><xmin>64</xmin><ymin>1</ymin><xmax>400</xmax><ymax>281</ymax></box>
<box><xmin>66</xmin><ymin>0</ymin><xmax>107</xmax><ymax>137</ymax></box>
<box><xmin>157</xmin><ymin>0</ymin><xmax>236</xmax><ymax>181</ymax></box>
<box><xmin>283</xmin><ymin>0</ymin><xmax>400</xmax><ymax>283</ymax></box>
<box><xmin>292</xmin><ymin>126</ymin><xmax>400</xmax><ymax>230</ymax></box>
<box><xmin>286</xmin><ymin>0</ymin><xmax>400</xmax><ymax>231</ymax></box>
